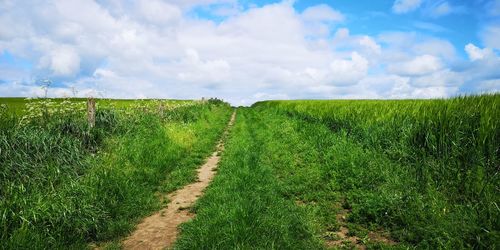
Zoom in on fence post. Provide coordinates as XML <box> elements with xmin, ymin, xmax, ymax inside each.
<box><xmin>158</xmin><ymin>102</ymin><xmax>165</xmax><ymax>116</ymax></box>
<box><xmin>87</xmin><ymin>97</ymin><xmax>96</xmax><ymax>128</ymax></box>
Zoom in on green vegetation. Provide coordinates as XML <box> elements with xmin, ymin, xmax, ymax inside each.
<box><xmin>175</xmin><ymin>109</ymin><xmax>323</xmax><ymax>249</ymax></box>
<box><xmin>176</xmin><ymin>94</ymin><xmax>498</xmax><ymax>249</ymax></box>
<box><xmin>1</xmin><ymin>94</ymin><xmax>498</xmax><ymax>249</ymax></box>
<box><xmin>254</xmin><ymin>95</ymin><xmax>499</xmax><ymax>248</ymax></box>
<box><xmin>0</xmin><ymin>98</ymin><xmax>232</xmax><ymax>248</ymax></box>
<box><xmin>0</xmin><ymin>97</ymin><xmax>192</xmax><ymax>115</ymax></box>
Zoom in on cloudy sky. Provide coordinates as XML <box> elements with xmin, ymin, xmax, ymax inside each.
<box><xmin>0</xmin><ymin>0</ymin><xmax>499</xmax><ymax>105</ymax></box>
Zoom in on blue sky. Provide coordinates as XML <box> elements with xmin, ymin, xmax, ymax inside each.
<box><xmin>0</xmin><ymin>0</ymin><xmax>499</xmax><ymax>104</ymax></box>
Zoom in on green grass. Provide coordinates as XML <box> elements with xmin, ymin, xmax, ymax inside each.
<box><xmin>176</xmin><ymin>94</ymin><xmax>498</xmax><ymax>249</ymax></box>
<box><xmin>0</xmin><ymin>99</ymin><xmax>232</xmax><ymax>249</ymax></box>
<box><xmin>2</xmin><ymin>94</ymin><xmax>498</xmax><ymax>249</ymax></box>
<box><xmin>175</xmin><ymin>109</ymin><xmax>323</xmax><ymax>249</ymax></box>
<box><xmin>0</xmin><ymin>97</ymin><xmax>193</xmax><ymax>115</ymax></box>
<box><xmin>252</xmin><ymin>94</ymin><xmax>499</xmax><ymax>249</ymax></box>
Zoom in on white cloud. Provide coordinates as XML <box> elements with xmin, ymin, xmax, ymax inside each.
<box><xmin>409</xmin><ymin>69</ymin><xmax>462</xmax><ymax>87</ymax></box>
<box><xmin>334</xmin><ymin>28</ymin><xmax>350</xmax><ymax>40</ymax></box>
<box><xmin>413</xmin><ymin>21</ymin><xmax>448</xmax><ymax>33</ymax></box>
<box><xmin>475</xmin><ymin>79</ymin><xmax>500</xmax><ymax>93</ymax></box>
<box><xmin>412</xmin><ymin>39</ymin><xmax>456</xmax><ymax>61</ymax></box>
<box><xmin>210</xmin><ymin>4</ymin><xmax>243</xmax><ymax>17</ymax></box>
<box><xmin>177</xmin><ymin>49</ymin><xmax>231</xmax><ymax>83</ymax></box>
<box><xmin>328</xmin><ymin>52</ymin><xmax>369</xmax><ymax>85</ymax></box>
<box><xmin>426</xmin><ymin>1</ymin><xmax>465</xmax><ymax>18</ymax></box>
<box><xmin>0</xmin><ymin>1</ymin><xmax>498</xmax><ymax>105</ymax></box>
<box><xmin>302</xmin><ymin>4</ymin><xmax>344</xmax><ymax>22</ymax></box>
<box><xmin>300</xmin><ymin>4</ymin><xmax>344</xmax><ymax>38</ymax></box>
<box><xmin>429</xmin><ymin>1</ymin><xmax>452</xmax><ymax>17</ymax></box>
<box><xmin>359</xmin><ymin>36</ymin><xmax>381</xmax><ymax>54</ymax></box>
<box><xmin>43</xmin><ymin>46</ymin><xmax>81</xmax><ymax>77</ymax></box>
<box><xmin>465</xmin><ymin>43</ymin><xmax>494</xmax><ymax>61</ymax></box>
<box><xmin>392</xmin><ymin>0</ymin><xmax>423</xmax><ymax>14</ymax></box>
<box><xmin>378</xmin><ymin>32</ymin><xmax>457</xmax><ymax>64</ymax></box>
<box><xmin>388</xmin><ymin>54</ymin><xmax>443</xmax><ymax>76</ymax></box>
<box><xmin>137</xmin><ymin>0</ymin><xmax>182</xmax><ymax>25</ymax></box>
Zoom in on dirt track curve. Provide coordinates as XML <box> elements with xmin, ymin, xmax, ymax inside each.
<box><xmin>122</xmin><ymin>111</ymin><xmax>236</xmax><ymax>250</ymax></box>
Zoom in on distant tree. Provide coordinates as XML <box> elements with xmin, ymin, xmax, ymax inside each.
<box><xmin>207</xmin><ymin>98</ymin><xmax>225</xmax><ymax>105</ymax></box>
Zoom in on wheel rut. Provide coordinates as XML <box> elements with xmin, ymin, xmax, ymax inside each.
<box><xmin>122</xmin><ymin>111</ymin><xmax>236</xmax><ymax>250</ymax></box>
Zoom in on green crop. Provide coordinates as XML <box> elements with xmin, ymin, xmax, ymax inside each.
<box><xmin>176</xmin><ymin>94</ymin><xmax>498</xmax><ymax>249</ymax></box>
<box><xmin>251</xmin><ymin>94</ymin><xmax>499</xmax><ymax>248</ymax></box>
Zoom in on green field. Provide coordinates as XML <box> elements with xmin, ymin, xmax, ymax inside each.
<box><xmin>0</xmin><ymin>97</ymin><xmax>192</xmax><ymax>114</ymax></box>
<box><xmin>0</xmin><ymin>95</ymin><xmax>498</xmax><ymax>249</ymax></box>
<box><xmin>0</xmin><ymin>97</ymin><xmax>232</xmax><ymax>248</ymax></box>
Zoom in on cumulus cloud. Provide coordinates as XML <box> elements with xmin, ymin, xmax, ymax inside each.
<box><xmin>137</xmin><ymin>0</ymin><xmax>182</xmax><ymax>25</ymax></box>
<box><xmin>334</xmin><ymin>28</ymin><xmax>349</xmax><ymax>39</ymax></box>
<box><xmin>177</xmin><ymin>49</ymin><xmax>231</xmax><ymax>83</ymax></box>
<box><xmin>44</xmin><ymin>46</ymin><xmax>81</xmax><ymax>77</ymax></box>
<box><xmin>388</xmin><ymin>54</ymin><xmax>443</xmax><ymax>76</ymax></box>
<box><xmin>332</xmin><ymin>28</ymin><xmax>382</xmax><ymax>57</ymax></box>
<box><xmin>359</xmin><ymin>36</ymin><xmax>381</xmax><ymax>54</ymax></box>
<box><xmin>392</xmin><ymin>0</ymin><xmax>423</xmax><ymax>14</ymax></box>
<box><xmin>0</xmin><ymin>0</ymin><xmax>498</xmax><ymax>105</ymax></box>
<box><xmin>465</xmin><ymin>43</ymin><xmax>494</xmax><ymax>61</ymax></box>
<box><xmin>328</xmin><ymin>52</ymin><xmax>369</xmax><ymax>85</ymax></box>
<box><xmin>301</xmin><ymin>4</ymin><xmax>344</xmax><ymax>22</ymax></box>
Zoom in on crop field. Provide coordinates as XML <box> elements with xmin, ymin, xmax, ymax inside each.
<box><xmin>0</xmin><ymin>94</ymin><xmax>498</xmax><ymax>249</ymax></box>
<box><xmin>0</xmin><ymin>97</ymin><xmax>193</xmax><ymax>115</ymax></box>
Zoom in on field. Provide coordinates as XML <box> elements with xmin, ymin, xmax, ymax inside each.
<box><xmin>0</xmin><ymin>97</ymin><xmax>232</xmax><ymax>248</ymax></box>
<box><xmin>0</xmin><ymin>95</ymin><xmax>499</xmax><ymax>249</ymax></box>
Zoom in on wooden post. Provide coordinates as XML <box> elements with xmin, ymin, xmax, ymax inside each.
<box><xmin>158</xmin><ymin>102</ymin><xmax>165</xmax><ymax>116</ymax></box>
<box><xmin>87</xmin><ymin>97</ymin><xmax>96</xmax><ymax>128</ymax></box>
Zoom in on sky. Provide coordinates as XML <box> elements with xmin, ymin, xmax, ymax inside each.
<box><xmin>0</xmin><ymin>0</ymin><xmax>499</xmax><ymax>105</ymax></box>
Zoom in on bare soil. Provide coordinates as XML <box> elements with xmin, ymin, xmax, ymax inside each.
<box><xmin>325</xmin><ymin>207</ymin><xmax>366</xmax><ymax>250</ymax></box>
<box><xmin>325</xmin><ymin>201</ymin><xmax>396</xmax><ymax>249</ymax></box>
<box><xmin>121</xmin><ymin>111</ymin><xmax>236</xmax><ymax>250</ymax></box>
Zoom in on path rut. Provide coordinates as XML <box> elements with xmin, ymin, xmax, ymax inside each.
<box><xmin>122</xmin><ymin>111</ymin><xmax>236</xmax><ymax>250</ymax></box>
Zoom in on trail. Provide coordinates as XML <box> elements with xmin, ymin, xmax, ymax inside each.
<box><xmin>122</xmin><ymin>111</ymin><xmax>236</xmax><ymax>250</ymax></box>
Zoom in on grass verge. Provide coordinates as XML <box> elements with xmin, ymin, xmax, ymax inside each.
<box><xmin>0</xmin><ymin>101</ymin><xmax>232</xmax><ymax>249</ymax></box>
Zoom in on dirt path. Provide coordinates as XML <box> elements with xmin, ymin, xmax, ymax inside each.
<box><xmin>122</xmin><ymin>111</ymin><xmax>236</xmax><ymax>250</ymax></box>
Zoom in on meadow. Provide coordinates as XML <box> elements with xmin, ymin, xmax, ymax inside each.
<box><xmin>0</xmin><ymin>94</ymin><xmax>498</xmax><ymax>249</ymax></box>
<box><xmin>176</xmin><ymin>94</ymin><xmax>499</xmax><ymax>249</ymax></box>
<box><xmin>0</xmin><ymin>97</ymin><xmax>232</xmax><ymax>248</ymax></box>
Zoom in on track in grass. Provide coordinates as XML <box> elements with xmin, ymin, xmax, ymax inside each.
<box><xmin>122</xmin><ymin>111</ymin><xmax>236</xmax><ymax>249</ymax></box>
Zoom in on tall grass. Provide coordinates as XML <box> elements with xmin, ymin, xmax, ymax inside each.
<box><xmin>0</xmin><ymin>98</ymin><xmax>232</xmax><ymax>248</ymax></box>
<box><xmin>254</xmin><ymin>94</ymin><xmax>499</xmax><ymax>248</ymax></box>
<box><xmin>175</xmin><ymin>109</ymin><xmax>323</xmax><ymax>249</ymax></box>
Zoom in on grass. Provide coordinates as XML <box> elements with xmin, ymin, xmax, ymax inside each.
<box><xmin>176</xmin><ymin>94</ymin><xmax>498</xmax><ymax>249</ymax></box>
<box><xmin>0</xmin><ymin>97</ymin><xmax>193</xmax><ymax>115</ymax></box>
<box><xmin>175</xmin><ymin>108</ymin><xmax>323</xmax><ymax>249</ymax></box>
<box><xmin>0</xmin><ymin>98</ymin><xmax>232</xmax><ymax>248</ymax></box>
<box><xmin>1</xmin><ymin>94</ymin><xmax>498</xmax><ymax>249</ymax></box>
<box><xmin>253</xmin><ymin>94</ymin><xmax>499</xmax><ymax>249</ymax></box>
